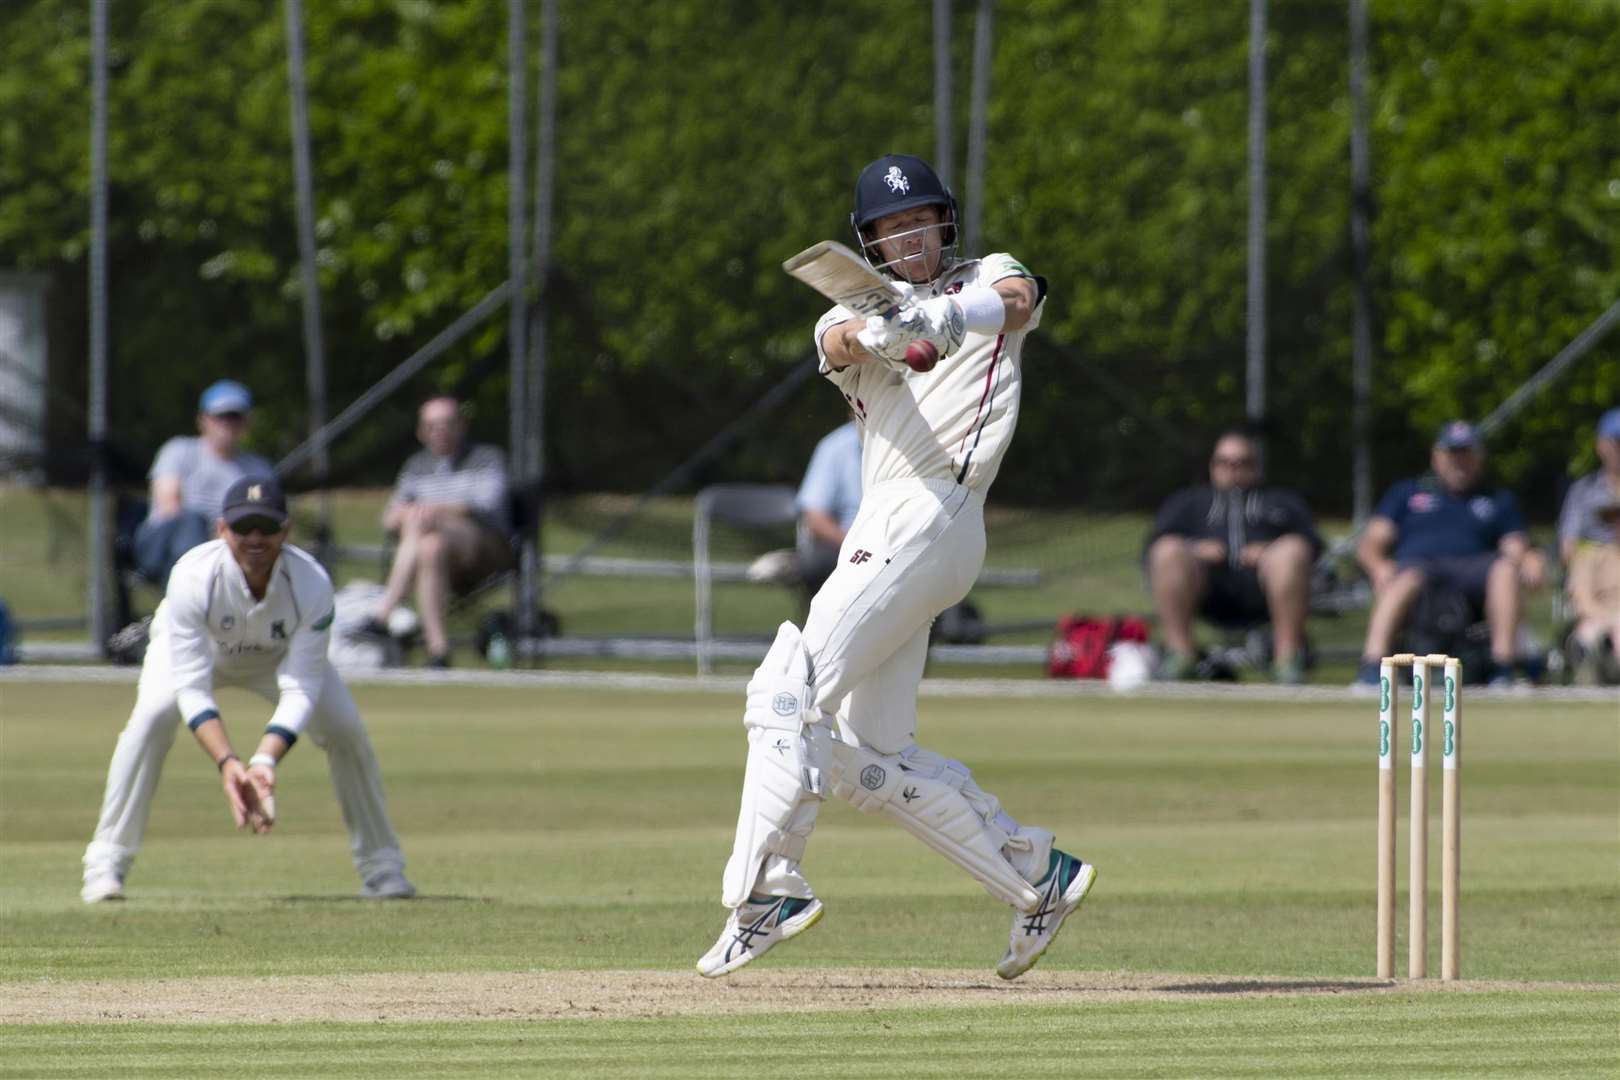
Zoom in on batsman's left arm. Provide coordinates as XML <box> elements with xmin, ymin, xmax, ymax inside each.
<box><xmin>904</xmin><ymin>272</ymin><xmax>1040</xmax><ymax>350</ymax></box>
<box><xmin>988</xmin><ymin>276</ymin><xmax>1040</xmax><ymax>333</ymax></box>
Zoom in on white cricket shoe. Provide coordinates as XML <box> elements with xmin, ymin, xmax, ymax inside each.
<box><xmin>81</xmin><ymin>873</ymin><xmax>125</xmax><ymax>904</ymax></box>
<box><xmin>996</xmin><ymin>849</ymin><xmax>1097</xmax><ymax>980</ymax></box>
<box><xmin>696</xmin><ymin>894</ymin><xmax>823</xmax><ymax>978</ymax></box>
<box><xmin>360</xmin><ymin>871</ymin><xmax>416</xmax><ymax>899</ymax></box>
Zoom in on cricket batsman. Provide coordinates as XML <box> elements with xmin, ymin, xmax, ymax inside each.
<box><xmin>81</xmin><ymin>475</ymin><xmax>414</xmax><ymax>903</ymax></box>
<box><xmin>698</xmin><ymin>153</ymin><xmax>1096</xmax><ymax>979</ymax></box>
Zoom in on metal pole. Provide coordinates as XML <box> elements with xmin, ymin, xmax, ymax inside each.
<box><xmin>1476</xmin><ymin>296</ymin><xmax>1620</xmax><ymax>437</ymax></box>
<box><xmin>964</xmin><ymin>0</ymin><xmax>992</xmax><ymax>257</ymax></box>
<box><xmin>88</xmin><ymin>0</ymin><xmax>111</xmax><ymax>648</ymax></box>
<box><xmin>1348</xmin><ymin>0</ymin><xmax>1374</xmax><ymax>523</ymax></box>
<box><xmin>521</xmin><ymin>0</ymin><xmax>558</xmax><ymax>643</ymax></box>
<box><xmin>933</xmin><ymin>0</ymin><xmax>953</xmax><ymax>190</ymax></box>
<box><xmin>1246</xmin><ymin>0</ymin><xmax>1268</xmax><ymax>435</ymax></box>
<box><xmin>283</xmin><ymin>0</ymin><xmax>332</xmax><ymax>543</ymax></box>
<box><xmin>275</xmin><ymin>280</ymin><xmax>515</xmax><ymax>477</ymax></box>
<box><xmin>507</xmin><ymin>0</ymin><xmax>531</xmax><ymax>640</ymax></box>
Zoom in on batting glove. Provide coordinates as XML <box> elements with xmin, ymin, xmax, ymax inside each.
<box><xmin>897</xmin><ymin>296</ymin><xmax>966</xmax><ymax>358</ymax></box>
<box><xmin>856</xmin><ymin>314</ymin><xmax>923</xmax><ymax>370</ymax></box>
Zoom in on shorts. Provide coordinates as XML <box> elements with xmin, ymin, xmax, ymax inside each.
<box><xmin>438</xmin><ymin>516</ymin><xmax>515</xmax><ymax>592</ymax></box>
<box><xmin>1567</xmin><ymin>544</ymin><xmax>1620</xmax><ymax>621</ymax></box>
<box><xmin>1397</xmin><ymin>552</ymin><xmax>1497</xmax><ymax>608</ymax></box>
<box><xmin>1199</xmin><ymin>564</ymin><xmax>1268</xmax><ymax>625</ymax></box>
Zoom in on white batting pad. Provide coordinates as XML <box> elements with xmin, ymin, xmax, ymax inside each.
<box><xmin>743</xmin><ymin>622</ymin><xmax>813</xmax><ymax>734</ymax></box>
<box><xmin>721</xmin><ymin>623</ymin><xmax>823</xmax><ymax>908</ymax></box>
<box><xmin>827</xmin><ymin>738</ymin><xmax>1042</xmax><ymax>912</ymax></box>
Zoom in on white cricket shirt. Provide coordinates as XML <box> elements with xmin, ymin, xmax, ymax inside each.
<box><xmin>158</xmin><ymin>539</ymin><xmax>336</xmax><ymax>738</ymax></box>
<box><xmin>814</xmin><ymin>253</ymin><xmax>1044</xmax><ymax>497</ymax></box>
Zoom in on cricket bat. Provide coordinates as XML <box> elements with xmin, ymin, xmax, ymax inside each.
<box><xmin>782</xmin><ymin>241</ymin><xmax>909</xmax><ymax>319</ymax></box>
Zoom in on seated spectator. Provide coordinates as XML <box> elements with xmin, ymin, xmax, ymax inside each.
<box><xmin>1144</xmin><ymin>428</ymin><xmax>1321</xmax><ymax>684</ymax></box>
<box><xmin>1354</xmin><ymin>421</ymin><xmax>1546</xmax><ymax>687</ymax></box>
<box><xmin>368</xmin><ymin>396</ymin><xmax>512</xmax><ymax>668</ymax></box>
<box><xmin>795</xmin><ymin>419</ymin><xmax>862</xmax><ymax>599</ymax></box>
<box><xmin>134</xmin><ymin>380</ymin><xmax>272</xmax><ymax>587</ymax></box>
<box><xmin>1557</xmin><ymin>409</ymin><xmax>1620</xmax><ymax>683</ymax></box>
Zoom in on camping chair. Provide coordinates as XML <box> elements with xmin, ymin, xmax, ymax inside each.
<box><xmin>693</xmin><ymin>483</ymin><xmax>799</xmax><ymax>674</ymax></box>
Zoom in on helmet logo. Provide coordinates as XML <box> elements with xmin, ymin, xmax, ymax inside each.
<box><xmin>883</xmin><ymin>166</ymin><xmax>909</xmax><ymax>194</ymax></box>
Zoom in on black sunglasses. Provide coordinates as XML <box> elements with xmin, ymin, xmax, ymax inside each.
<box><xmin>228</xmin><ymin>517</ymin><xmax>283</xmax><ymax>536</ymax></box>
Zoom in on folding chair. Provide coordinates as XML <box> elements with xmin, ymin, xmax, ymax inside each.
<box><xmin>693</xmin><ymin>483</ymin><xmax>798</xmax><ymax>674</ymax></box>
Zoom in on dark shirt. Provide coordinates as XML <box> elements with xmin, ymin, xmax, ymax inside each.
<box><xmin>1146</xmin><ymin>485</ymin><xmax>1322</xmax><ymax>568</ymax></box>
<box><xmin>1374</xmin><ymin>477</ymin><xmax>1523</xmax><ymax>562</ymax></box>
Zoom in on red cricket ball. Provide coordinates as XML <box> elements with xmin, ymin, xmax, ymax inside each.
<box><xmin>904</xmin><ymin>340</ymin><xmax>938</xmax><ymax>373</ymax></box>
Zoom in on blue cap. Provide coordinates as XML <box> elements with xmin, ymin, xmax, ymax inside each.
<box><xmin>1597</xmin><ymin>408</ymin><xmax>1620</xmax><ymax>441</ymax></box>
<box><xmin>199</xmin><ymin>379</ymin><xmax>252</xmax><ymax>416</ymax></box>
<box><xmin>1434</xmin><ymin>420</ymin><xmax>1481</xmax><ymax>451</ymax></box>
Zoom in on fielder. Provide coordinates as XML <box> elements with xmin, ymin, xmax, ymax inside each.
<box><xmin>81</xmin><ymin>475</ymin><xmax>414</xmax><ymax>903</ymax></box>
<box><xmin>698</xmin><ymin>153</ymin><xmax>1096</xmax><ymax>979</ymax></box>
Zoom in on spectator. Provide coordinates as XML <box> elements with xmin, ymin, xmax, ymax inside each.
<box><xmin>1556</xmin><ymin>408</ymin><xmax>1620</xmax><ymax>683</ymax></box>
<box><xmin>368</xmin><ymin>396</ymin><xmax>512</xmax><ymax>668</ymax></box>
<box><xmin>1354</xmin><ymin>421</ymin><xmax>1546</xmax><ymax>687</ymax></box>
<box><xmin>1144</xmin><ymin>429</ymin><xmax>1321</xmax><ymax>684</ymax></box>
<box><xmin>134</xmin><ymin>380</ymin><xmax>272</xmax><ymax>588</ymax></box>
<box><xmin>795</xmin><ymin>419</ymin><xmax>863</xmax><ymax>598</ymax></box>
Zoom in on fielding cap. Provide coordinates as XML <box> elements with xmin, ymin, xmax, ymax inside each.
<box><xmin>221</xmin><ymin>474</ymin><xmax>288</xmax><ymax>527</ymax></box>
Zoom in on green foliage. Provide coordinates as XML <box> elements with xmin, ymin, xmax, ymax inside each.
<box><xmin>1</xmin><ymin>0</ymin><xmax>1614</xmax><ymax>510</ymax></box>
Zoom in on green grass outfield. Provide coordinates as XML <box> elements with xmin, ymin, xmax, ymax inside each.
<box><xmin>1</xmin><ymin>678</ymin><xmax>1615</xmax><ymax>1077</ymax></box>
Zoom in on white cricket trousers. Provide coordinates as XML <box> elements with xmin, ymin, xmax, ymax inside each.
<box><xmin>750</xmin><ymin>476</ymin><xmax>1052</xmax><ymax>900</ymax></box>
<box><xmin>82</xmin><ymin>641</ymin><xmax>407</xmax><ymax>886</ymax></box>
<box><xmin>804</xmin><ymin>476</ymin><xmax>986</xmax><ymax>753</ymax></box>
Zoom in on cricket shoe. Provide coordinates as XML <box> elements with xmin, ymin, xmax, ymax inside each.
<box><xmin>360</xmin><ymin>870</ymin><xmax>416</xmax><ymax>900</ymax></box>
<box><xmin>696</xmin><ymin>894</ymin><xmax>823</xmax><ymax>978</ymax></box>
<box><xmin>81</xmin><ymin>872</ymin><xmax>126</xmax><ymax>904</ymax></box>
<box><xmin>996</xmin><ymin>849</ymin><xmax>1097</xmax><ymax>980</ymax></box>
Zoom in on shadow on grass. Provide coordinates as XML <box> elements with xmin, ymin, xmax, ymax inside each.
<box><xmin>269</xmin><ymin>894</ymin><xmax>495</xmax><ymax>904</ymax></box>
<box><xmin>1160</xmin><ymin>979</ymin><xmax>1390</xmax><ymax>994</ymax></box>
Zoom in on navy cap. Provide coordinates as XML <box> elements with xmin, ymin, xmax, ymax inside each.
<box><xmin>221</xmin><ymin>474</ymin><xmax>288</xmax><ymax>528</ymax></box>
<box><xmin>199</xmin><ymin>379</ymin><xmax>253</xmax><ymax>416</ymax></box>
<box><xmin>1434</xmin><ymin>420</ymin><xmax>1481</xmax><ymax>451</ymax></box>
<box><xmin>1597</xmin><ymin>408</ymin><xmax>1620</xmax><ymax>441</ymax></box>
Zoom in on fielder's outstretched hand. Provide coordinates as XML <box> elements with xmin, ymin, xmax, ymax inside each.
<box><xmin>221</xmin><ymin>759</ymin><xmax>273</xmax><ymax>834</ymax></box>
<box><xmin>246</xmin><ymin>761</ymin><xmax>278</xmax><ymax>828</ymax></box>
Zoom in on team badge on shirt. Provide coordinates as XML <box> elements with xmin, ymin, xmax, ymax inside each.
<box><xmin>1469</xmin><ymin>496</ymin><xmax>1496</xmax><ymax>520</ymax></box>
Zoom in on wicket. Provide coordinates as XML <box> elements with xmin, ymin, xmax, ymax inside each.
<box><xmin>1377</xmin><ymin>653</ymin><xmax>1461</xmax><ymax>980</ymax></box>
